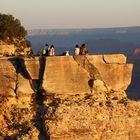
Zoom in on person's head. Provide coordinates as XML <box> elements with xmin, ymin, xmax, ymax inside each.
<box><xmin>45</xmin><ymin>43</ymin><xmax>48</xmax><ymax>46</ymax></box>
<box><xmin>75</xmin><ymin>45</ymin><xmax>79</xmax><ymax>48</ymax></box>
<box><xmin>51</xmin><ymin>45</ymin><xmax>54</xmax><ymax>48</ymax></box>
<box><xmin>81</xmin><ymin>43</ymin><xmax>85</xmax><ymax>47</ymax></box>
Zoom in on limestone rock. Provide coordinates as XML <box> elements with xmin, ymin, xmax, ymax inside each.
<box><xmin>103</xmin><ymin>54</ymin><xmax>126</xmax><ymax>64</ymax></box>
<box><xmin>44</xmin><ymin>94</ymin><xmax>140</xmax><ymax>140</ymax></box>
<box><xmin>93</xmin><ymin>79</ymin><xmax>108</xmax><ymax>92</ymax></box>
<box><xmin>0</xmin><ymin>40</ymin><xmax>31</xmax><ymax>56</ymax></box>
<box><xmin>16</xmin><ymin>73</ymin><xmax>34</xmax><ymax>97</ymax></box>
<box><xmin>42</xmin><ymin>56</ymin><xmax>91</xmax><ymax>95</ymax></box>
<box><xmin>42</xmin><ymin>55</ymin><xmax>133</xmax><ymax>95</ymax></box>
<box><xmin>23</xmin><ymin>47</ymin><xmax>32</xmax><ymax>56</ymax></box>
<box><xmin>0</xmin><ymin>58</ymin><xmax>16</xmax><ymax>96</ymax></box>
<box><xmin>22</xmin><ymin>57</ymin><xmax>43</xmax><ymax>80</ymax></box>
<box><xmin>0</xmin><ymin>44</ymin><xmax>16</xmax><ymax>56</ymax></box>
<box><xmin>0</xmin><ymin>55</ymin><xmax>136</xmax><ymax>140</ymax></box>
<box><xmin>86</xmin><ymin>55</ymin><xmax>133</xmax><ymax>90</ymax></box>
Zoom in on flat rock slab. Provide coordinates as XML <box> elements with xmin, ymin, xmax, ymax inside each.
<box><xmin>42</xmin><ymin>56</ymin><xmax>91</xmax><ymax>95</ymax></box>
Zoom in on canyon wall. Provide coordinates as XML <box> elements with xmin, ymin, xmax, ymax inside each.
<box><xmin>0</xmin><ymin>55</ymin><xmax>140</xmax><ymax>140</ymax></box>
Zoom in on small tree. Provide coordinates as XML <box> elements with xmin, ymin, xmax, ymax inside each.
<box><xmin>0</xmin><ymin>13</ymin><xmax>27</xmax><ymax>40</ymax></box>
<box><xmin>0</xmin><ymin>13</ymin><xmax>32</xmax><ymax>56</ymax></box>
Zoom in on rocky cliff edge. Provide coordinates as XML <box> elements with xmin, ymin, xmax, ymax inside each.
<box><xmin>0</xmin><ymin>54</ymin><xmax>140</xmax><ymax>140</ymax></box>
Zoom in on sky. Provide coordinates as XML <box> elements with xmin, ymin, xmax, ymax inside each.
<box><xmin>0</xmin><ymin>0</ymin><xmax>140</xmax><ymax>29</ymax></box>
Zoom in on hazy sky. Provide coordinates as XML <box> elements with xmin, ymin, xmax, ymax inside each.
<box><xmin>0</xmin><ymin>0</ymin><xmax>140</xmax><ymax>29</ymax></box>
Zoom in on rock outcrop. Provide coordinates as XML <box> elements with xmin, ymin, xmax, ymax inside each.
<box><xmin>0</xmin><ymin>54</ymin><xmax>140</xmax><ymax>140</ymax></box>
<box><xmin>44</xmin><ymin>96</ymin><xmax>140</xmax><ymax>140</ymax></box>
<box><xmin>0</xmin><ymin>58</ymin><xmax>17</xmax><ymax>97</ymax></box>
<box><xmin>42</xmin><ymin>55</ymin><xmax>132</xmax><ymax>95</ymax></box>
<box><xmin>0</xmin><ymin>40</ymin><xmax>31</xmax><ymax>56</ymax></box>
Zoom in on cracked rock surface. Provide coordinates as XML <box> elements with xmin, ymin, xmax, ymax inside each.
<box><xmin>0</xmin><ymin>55</ymin><xmax>140</xmax><ymax>140</ymax></box>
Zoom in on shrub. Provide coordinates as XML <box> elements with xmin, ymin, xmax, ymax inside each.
<box><xmin>0</xmin><ymin>13</ymin><xmax>27</xmax><ymax>40</ymax></box>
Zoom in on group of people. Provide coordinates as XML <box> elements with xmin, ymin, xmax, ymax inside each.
<box><xmin>42</xmin><ymin>43</ymin><xmax>88</xmax><ymax>56</ymax></box>
<box><xmin>74</xmin><ymin>43</ymin><xmax>88</xmax><ymax>55</ymax></box>
<box><xmin>42</xmin><ymin>44</ymin><xmax>55</xmax><ymax>56</ymax></box>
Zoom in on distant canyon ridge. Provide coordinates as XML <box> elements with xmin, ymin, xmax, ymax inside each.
<box><xmin>27</xmin><ymin>26</ymin><xmax>140</xmax><ymax>56</ymax></box>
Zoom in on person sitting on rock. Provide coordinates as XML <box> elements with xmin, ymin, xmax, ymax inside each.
<box><xmin>42</xmin><ymin>43</ymin><xmax>49</xmax><ymax>56</ymax></box>
<box><xmin>46</xmin><ymin>44</ymin><xmax>51</xmax><ymax>56</ymax></box>
<box><xmin>49</xmin><ymin>45</ymin><xmax>55</xmax><ymax>56</ymax></box>
<box><xmin>79</xmin><ymin>43</ymin><xmax>88</xmax><ymax>55</ymax></box>
<box><xmin>74</xmin><ymin>45</ymin><xmax>80</xmax><ymax>55</ymax></box>
<box><xmin>42</xmin><ymin>47</ymin><xmax>47</xmax><ymax>56</ymax></box>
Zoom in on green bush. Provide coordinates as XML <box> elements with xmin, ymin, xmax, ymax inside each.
<box><xmin>0</xmin><ymin>13</ymin><xmax>32</xmax><ymax>56</ymax></box>
<box><xmin>0</xmin><ymin>13</ymin><xmax>27</xmax><ymax>40</ymax></box>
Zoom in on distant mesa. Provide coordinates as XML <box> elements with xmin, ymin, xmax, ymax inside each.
<box><xmin>133</xmin><ymin>48</ymin><xmax>140</xmax><ymax>57</ymax></box>
<box><xmin>27</xmin><ymin>29</ymin><xmax>82</xmax><ymax>36</ymax></box>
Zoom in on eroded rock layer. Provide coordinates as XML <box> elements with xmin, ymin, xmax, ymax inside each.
<box><xmin>0</xmin><ymin>54</ymin><xmax>140</xmax><ymax>140</ymax></box>
<box><xmin>44</xmin><ymin>95</ymin><xmax>140</xmax><ymax>140</ymax></box>
<box><xmin>42</xmin><ymin>55</ymin><xmax>133</xmax><ymax>94</ymax></box>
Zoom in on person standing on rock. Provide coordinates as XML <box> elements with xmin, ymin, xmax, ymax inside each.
<box><xmin>49</xmin><ymin>45</ymin><xmax>55</xmax><ymax>56</ymax></box>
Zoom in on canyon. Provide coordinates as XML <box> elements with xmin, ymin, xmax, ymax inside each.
<box><xmin>0</xmin><ymin>54</ymin><xmax>140</xmax><ymax>140</ymax></box>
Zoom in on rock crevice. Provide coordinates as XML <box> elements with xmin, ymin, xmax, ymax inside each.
<box><xmin>0</xmin><ymin>54</ymin><xmax>139</xmax><ymax>140</ymax></box>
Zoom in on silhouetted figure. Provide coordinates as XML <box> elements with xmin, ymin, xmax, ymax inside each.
<box><xmin>42</xmin><ymin>44</ymin><xmax>49</xmax><ymax>56</ymax></box>
<box><xmin>46</xmin><ymin>44</ymin><xmax>51</xmax><ymax>56</ymax></box>
<box><xmin>42</xmin><ymin>48</ymin><xmax>47</xmax><ymax>56</ymax></box>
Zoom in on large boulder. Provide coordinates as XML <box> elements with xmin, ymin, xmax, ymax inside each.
<box><xmin>16</xmin><ymin>73</ymin><xmax>34</xmax><ymax>97</ymax></box>
<box><xmin>21</xmin><ymin>57</ymin><xmax>43</xmax><ymax>80</ymax></box>
<box><xmin>87</xmin><ymin>55</ymin><xmax>133</xmax><ymax>90</ymax></box>
<box><xmin>42</xmin><ymin>56</ymin><xmax>91</xmax><ymax>95</ymax></box>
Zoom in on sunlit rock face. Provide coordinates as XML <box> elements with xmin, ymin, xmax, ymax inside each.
<box><xmin>0</xmin><ymin>40</ymin><xmax>31</xmax><ymax>56</ymax></box>
<box><xmin>22</xmin><ymin>57</ymin><xmax>43</xmax><ymax>80</ymax></box>
<box><xmin>44</xmin><ymin>97</ymin><xmax>140</xmax><ymax>140</ymax></box>
<box><xmin>0</xmin><ymin>44</ymin><xmax>16</xmax><ymax>56</ymax></box>
<box><xmin>0</xmin><ymin>58</ymin><xmax>17</xmax><ymax>97</ymax></box>
<box><xmin>0</xmin><ymin>57</ymin><xmax>37</xmax><ymax>140</ymax></box>
<box><xmin>42</xmin><ymin>54</ymin><xmax>133</xmax><ymax>95</ymax></box>
<box><xmin>42</xmin><ymin>56</ymin><xmax>91</xmax><ymax>95</ymax></box>
<box><xmin>1</xmin><ymin>55</ymin><xmax>140</xmax><ymax>140</ymax></box>
<box><xmin>86</xmin><ymin>55</ymin><xmax>132</xmax><ymax>91</ymax></box>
